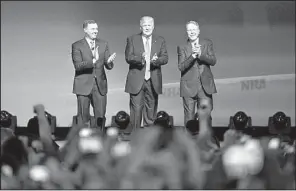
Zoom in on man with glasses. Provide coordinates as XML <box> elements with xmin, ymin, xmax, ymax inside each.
<box><xmin>177</xmin><ymin>21</ymin><xmax>217</xmax><ymax>127</ymax></box>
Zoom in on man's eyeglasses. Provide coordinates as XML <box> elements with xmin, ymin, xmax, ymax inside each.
<box><xmin>187</xmin><ymin>29</ymin><xmax>199</xmax><ymax>32</ymax></box>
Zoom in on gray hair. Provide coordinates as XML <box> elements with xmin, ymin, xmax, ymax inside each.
<box><xmin>140</xmin><ymin>16</ymin><xmax>154</xmax><ymax>26</ymax></box>
<box><xmin>83</xmin><ymin>20</ymin><xmax>97</xmax><ymax>29</ymax></box>
<box><xmin>186</xmin><ymin>20</ymin><xmax>200</xmax><ymax>29</ymax></box>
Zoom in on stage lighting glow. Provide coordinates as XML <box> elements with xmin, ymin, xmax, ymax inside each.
<box><xmin>273</xmin><ymin>111</ymin><xmax>288</xmax><ymax>130</ymax></box>
<box><xmin>233</xmin><ymin>111</ymin><xmax>248</xmax><ymax>130</ymax></box>
<box><xmin>0</xmin><ymin>110</ymin><xmax>13</xmax><ymax>128</ymax></box>
<box><xmin>115</xmin><ymin>111</ymin><xmax>130</xmax><ymax>130</ymax></box>
<box><xmin>154</xmin><ymin>111</ymin><xmax>170</xmax><ymax>128</ymax></box>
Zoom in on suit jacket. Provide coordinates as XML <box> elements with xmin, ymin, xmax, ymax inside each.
<box><xmin>71</xmin><ymin>38</ymin><xmax>114</xmax><ymax>96</ymax></box>
<box><xmin>124</xmin><ymin>33</ymin><xmax>168</xmax><ymax>95</ymax></box>
<box><xmin>178</xmin><ymin>38</ymin><xmax>217</xmax><ymax>97</ymax></box>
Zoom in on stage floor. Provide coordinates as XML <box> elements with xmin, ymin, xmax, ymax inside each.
<box><xmin>1</xmin><ymin>74</ymin><xmax>295</xmax><ymax>127</ymax></box>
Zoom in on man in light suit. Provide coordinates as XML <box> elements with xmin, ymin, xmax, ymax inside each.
<box><xmin>71</xmin><ymin>20</ymin><xmax>116</xmax><ymax>129</ymax></box>
<box><xmin>177</xmin><ymin>21</ymin><xmax>217</xmax><ymax>127</ymax></box>
<box><xmin>124</xmin><ymin>16</ymin><xmax>168</xmax><ymax>134</ymax></box>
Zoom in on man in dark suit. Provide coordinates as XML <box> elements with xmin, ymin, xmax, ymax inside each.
<box><xmin>124</xmin><ymin>16</ymin><xmax>168</xmax><ymax>134</ymax></box>
<box><xmin>71</xmin><ymin>20</ymin><xmax>116</xmax><ymax>128</ymax></box>
<box><xmin>177</xmin><ymin>21</ymin><xmax>217</xmax><ymax>127</ymax></box>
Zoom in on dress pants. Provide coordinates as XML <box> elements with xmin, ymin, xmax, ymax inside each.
<box><xmin>125</xmin><ymin>79</ymin><xmax>158</xmax><ymax>134</ymax></box>
<box><xmin>76</xmin><ymin>80</ymin><xmax>107</xmax><ymax>127</ymax></box>
<box><xmin>183</xmin><ymin>81</ymin><xmax>213</xmax><ymax>127</ymax></box>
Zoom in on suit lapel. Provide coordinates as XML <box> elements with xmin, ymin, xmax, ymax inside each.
<box><xmin>82</xmin><ymin>38</ymin><xmax>94</xmax><ymax>59</ymax></box>
<box><xmin>185</xmin><ymin>38</ymin><xmax>206</xmax><ymax>57</ymax></box>
<box><xmin>185</xmin><ymin>40</ymin><xmax>192</xmax><ymax>57</ymax></box>
<box><xmin>199</xmin><ymin>38</ymin><xmax>207</xmax><ymax>55</ymax></box>
<box><xmin>137</xmin><ymin>33</ymin><xmax>145</xmax><ymax>54</ymax></box>
<box><xmin>95</xmin><ymin>38</ymin><xmax>101</xmax><ymax>54</ymax></box>
<box><xmin>138</xmin><ymin>33</ymin><xmax>157</xmax><ymax>59</ymax></box>
<box><xmin>198</xmin><ymin>38</ymin><xmax>206</xmax><ymax>74</ymax></box>
<box><xmin>150</xmin><ymin>34</ymin><xmax>157</xmax><ymax>59</ymax></box>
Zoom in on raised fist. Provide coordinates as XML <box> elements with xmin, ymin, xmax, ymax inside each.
<box><xmin>33</xmin><ymin>104</ymin><xmax>45</xmax><ymax>114</ymax></box>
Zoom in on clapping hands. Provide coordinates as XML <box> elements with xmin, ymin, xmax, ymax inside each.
<box><xmin>151</xmin><ymin>53</ymin><xmax>158</xmax><ymax>62</ymax></box>
<box><xmin>107</xmin><ymin>53</ymin><xmax>116</xmax><ymax>64</ymax></box>
<box><xmin>192</xmin><ymin>43</ymin><xmax>201</xmax><ymax>58</ymax></box>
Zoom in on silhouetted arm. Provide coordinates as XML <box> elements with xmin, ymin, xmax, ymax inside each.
<box><xmin>34</xmin><ymin>104</ymin><xmax>56</xmax><ymax>155</ymax></box>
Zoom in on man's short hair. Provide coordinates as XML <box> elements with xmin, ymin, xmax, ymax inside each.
<box><xmin>186</xmin><ymin>20</ymin><xmax>200</xmax><ymax>29</ymax></box>
<box><xmin>140</xmin><ymin>16</ymin><xmax>154</xmax><ymax>26</ymax></box>
<box><xmin>83</xmin><ymin>20</ymin><xmax>97</xmax><ymax>29</ymax></box>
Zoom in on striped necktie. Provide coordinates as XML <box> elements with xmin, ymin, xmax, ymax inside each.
<box><xmin>144</xmin><ymin>36</ymin><xmax>151</xmax><ymax>80</ymax></box>
<box><xmin>90</xmin><ymin>40</ymin><xmax>95</xmax><ymax>57</ymax></box>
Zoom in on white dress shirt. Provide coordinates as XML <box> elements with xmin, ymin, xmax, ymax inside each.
<box><xmin>191</xmin><ymin>38</ymin><xmax>200</xmax><ymax>49</ymax></box>
<box><xmin>85</xmin><ymin>37</ymin><xmax>97</xmax><ymax>57</ymax></box>
<box><xmin>142</xmin><ymin>35</ymin><xmax>152</xmax><ymax>80</ymax></box>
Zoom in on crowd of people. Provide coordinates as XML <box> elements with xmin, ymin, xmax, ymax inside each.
<box><xmin>1</xmin><ymin>100</ymin><xmax>295</xmax><ymax>190</ymax></box>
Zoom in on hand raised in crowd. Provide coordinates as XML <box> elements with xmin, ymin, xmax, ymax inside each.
<box><xmin>221</xmin><ymin>129</ymin><xmax>241</xmax><ymax>148</ymax></box>
<box><xmin>33</xmin><ymin>104</ymin><xmax>45</xmax><ymax>114</ymax></box>
<box><xmin>197</xmin><ymin>99</ymin><xmax>211</xmax><ymax>119</ymax></box>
